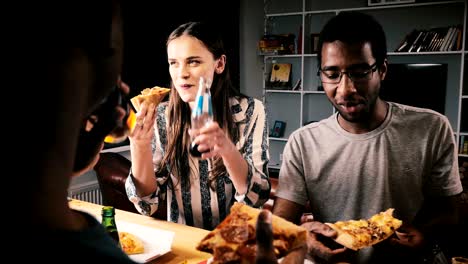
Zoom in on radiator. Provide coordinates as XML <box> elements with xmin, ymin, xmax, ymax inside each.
<box><xmin>68</xmin><ymin>180</ymin><xmax>103</xmax><ymax>205</ymax></box>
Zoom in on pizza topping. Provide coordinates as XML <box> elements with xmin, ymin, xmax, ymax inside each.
<box><xmin>326</xmin><ymin>208</ymin><xmax>402</xmax><ymax>251</ymax></box>
<box><xmin>213</xmin><ymin>246</ymin><xmax>239</xmax><ymax>264</ymax></box>
<box><xmin>119</xmin><ymin>231</ymin><xmax>145</xmax><ymax>255</ymax></box>
<box><xmin>218</xmin><ymin>211</ymin><xmax>253</xmax><ymax>244</ymax></box>
<box><xmin>272</xmin><ymin>238</ymin><xmax>289</xmax><ymax>255</ymax></box>
<box><xmin>236</xmin><ymin>244</ymin><xmax>257</xmax><ymax>260</ymax></box>
<box><xmin>196</xmin><ymin>202</ymin><xmax>308</xmax><ymax>263</ymax></box>
<box><xmin>220</xmin><ymin>223</ymin><xmax>250</xmax><ymax>243</ymax></box>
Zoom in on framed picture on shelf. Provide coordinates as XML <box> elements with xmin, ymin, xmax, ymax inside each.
<box><xmin>270</xmin><ymin>121</ymin><xmax>286</xmax><ymax>138</ymax></box>
<box><xmin>268</xmin><ymin>63</ymin><xmax>292</xmax><ymax>89</ymax></box>
<box><xmin>368</xmin><ymin>0</ymin><xmax>415</xmax><ymax>6</ymax></box>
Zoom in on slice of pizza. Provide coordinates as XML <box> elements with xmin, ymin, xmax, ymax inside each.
<box><xmin>119</xmin><ymin>231</ymin><xmax>145</xmax><ymax>255</ymax></box>
<box><xmin>325</xmin><ymin>208</ymin><xmax>403</xmax><ymax>251</ymax></box>
<box><xmin>196</xmin><ymin>202</ymin><xmax>307</xmax><ymax>264</ymax></box>
<box><xmin>130</xmin><ymin>86</ymin><xmax>171</xmax><ymax>112</ymax></box>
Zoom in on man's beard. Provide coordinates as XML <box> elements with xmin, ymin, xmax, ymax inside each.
<box><xmin>335</xmin><ymin>104</ymin><xmax>370</xmax><ymax>123</ymax></box>
<box><xmin>333</xmin><ymin>96</ymin><xmax>377</xmax><ymax>124</ymax></box>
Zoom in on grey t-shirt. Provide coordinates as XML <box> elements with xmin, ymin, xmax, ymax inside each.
<box><xmin>276</xmin><ymin>102</ymin><xmax>462</xmax><ymax>262</ymax></box>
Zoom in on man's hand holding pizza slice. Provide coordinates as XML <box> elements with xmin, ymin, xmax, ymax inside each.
<box><xmin>389</xmin><ymin>223</ymin><xmax>425</xmax><ymax>250</ymax></box>
<box><xmin>301</xmin><ymin>208</ymin><xmax>403</xmax><ymax>262</ymax></box>
<box><xmin>301</xmin><ymin>220</ymin><xmax>353</xmax><ymax>263</ymax></box>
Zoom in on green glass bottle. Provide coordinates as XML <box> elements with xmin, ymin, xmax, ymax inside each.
<box><xmin>101</xmin><ymin>206</ymin><xmax>121</xmax><ymax>248</ymax></box>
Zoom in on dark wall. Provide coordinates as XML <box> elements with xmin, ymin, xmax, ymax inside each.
<box><xmin>121</xmin><ymin>2</ymin><xmax>240</xmax><ymax>98</ymax></box>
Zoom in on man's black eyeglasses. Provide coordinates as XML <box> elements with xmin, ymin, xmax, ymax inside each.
<box><xmin>318</xmin><ymin>62</ymin><xmax>378</xmax><ymax>84</ymax></box>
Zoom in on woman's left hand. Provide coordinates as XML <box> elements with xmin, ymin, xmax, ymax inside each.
<box><xmin>189</xmin><ymin>121</ymin><xmax>236</xmax><ymax>159</ymax></box>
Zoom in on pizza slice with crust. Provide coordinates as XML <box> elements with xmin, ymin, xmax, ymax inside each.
<box><xmin>325</xmin><ymin>208</ymin><xmax>403</xmax><ymax>251</ymax></box>
<box><xmin>130</xmin><ymin>86</ymin><xmax>171</xmax><ymax>112</ymax></box>
<box><xmin>196</xmin><ymin>202</ymin><xmax>307</xmax><ymax>264</ymax></box>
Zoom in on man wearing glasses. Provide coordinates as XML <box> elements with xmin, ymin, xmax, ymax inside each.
<box><xmin>272</xmin><ymin>11</ymin><xmax>462</xmax><ymax>263</ymax></box>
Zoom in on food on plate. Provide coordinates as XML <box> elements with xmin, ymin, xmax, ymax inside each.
<box><xmin>196</xmin><ymin>202</ymin><xmax>307</xmax><ymax>264</ymax></box>
<box><xmin>119</xmin><ymin>231</ymin><xmax>145</xmax><ymax>255</ymax></box>
<box><xmin>130</xmin><ymin>86</ymin><xmax>171</xmax><ymax>112</ymax></box>
<box><xmin>325</xmin><ymin>208</ymin><xmax>403</xmax><ymax>251</ymax></box>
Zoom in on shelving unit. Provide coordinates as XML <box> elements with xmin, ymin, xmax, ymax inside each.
<box><xmin>262</xmin><ymin>0</ymin><xmax>467</xmax><ymax>168</ymax></box>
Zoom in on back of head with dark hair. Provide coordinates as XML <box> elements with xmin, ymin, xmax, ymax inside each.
<box><xmin>12</xmin><ymin>0</ymin><xmax>125</xmax><ymax>191</ymax></box>
<box><xmin>11</xmin><ymin>0</ymin><xmax>124</xmax><ymax>234</ymax></box>
<box><xmin>317</xmin><ymin>11</ymin><xmax>387</xmax><ymax>67</ymax></box>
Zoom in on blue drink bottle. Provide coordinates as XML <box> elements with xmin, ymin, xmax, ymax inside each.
<box><xmin>190</xmin><ymin>77</ymin><xmax>213</xmax><ymax>157</ymax></box>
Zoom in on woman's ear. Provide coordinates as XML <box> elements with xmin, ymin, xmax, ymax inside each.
<box><xmin>215</xmin><ymin>55</ymin><xmax>226</xmax><ymax>74</ymax></box>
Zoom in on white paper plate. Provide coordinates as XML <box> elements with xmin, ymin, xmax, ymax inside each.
<box><xmin>117</xmin><ymin>220</ymin><xmax>175</xmax><ymax>263</ymax></box>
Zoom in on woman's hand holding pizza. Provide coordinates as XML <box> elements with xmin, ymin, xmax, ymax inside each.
<box><xmin>129</xmin><ymin>100</ymin><xmax>156</xmax><ymax>145</ymax></box>
<box><xmin>129</xmin><ymin>86</ymin><xmax>169</xmax><ymax>146</ymax></box>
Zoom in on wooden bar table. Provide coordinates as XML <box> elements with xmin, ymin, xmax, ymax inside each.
<box><xmin>70</xmin><ymin>199</ymin><xmax>212</xmax><ymax>264</ymax></box>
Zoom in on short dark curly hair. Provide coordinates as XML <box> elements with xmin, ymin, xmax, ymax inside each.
<box><xmin>317</xmin><ymin>11</ymin><xmax>387</xmax><ymax>68</ymax></box>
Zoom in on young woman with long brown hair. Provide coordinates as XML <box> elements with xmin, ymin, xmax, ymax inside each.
<box><xmin>126</xmin><ymin>21</ymin><xmax>270</xmax><ymax>230</ymax></box>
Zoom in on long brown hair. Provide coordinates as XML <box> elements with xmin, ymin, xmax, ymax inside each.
<box><xmin>161</xmin><ymin>21</ymin><xmax>245</xmax><ymax>189</ymax></box>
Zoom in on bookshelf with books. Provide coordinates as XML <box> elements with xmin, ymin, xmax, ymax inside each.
<box><xmin>395</xmin><ymin>25</ymin><xmax>463</xmax><ymax>53</ymax></box>
<box><xmin>261</xmin><ymin>0</ymin><xmax>467</xmax><ymax>168</ymax></box>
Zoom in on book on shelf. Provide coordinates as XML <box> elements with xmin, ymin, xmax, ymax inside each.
<box><xmin>297</xmin><ymin>26</ymin><xmax>302</xmax><ymax>54</ymax></box>
<box><xmin>460</xmin><ymin>135</ymin><xmax>464</xmax><ymax>154</ymax></box>
<box><xmin>461</xmin><ymin>135</ymin><xmax>468</xmax><ymax>155</ymax></box>
<box><xmin>291</xmin><ymin>78</ymin><xmax>302</xmax><ymax>91</ymax></box>
<box><xmin>440</xmin><ymin>26</ymin><xmax>455</xmax><ymax>51</ymax></box>
<box><xmin>407</xmin><ymin>30</ymin><xmax>425</xmax><ymax>52</ymax></box>
<box><xmin>415</xmin><ymin>31</ymin><xmax>429</xmax><ymax>52</ymax></box>
<box><xmin>447</xmin><ymin>25</ymin><xmax>463</xmax><ymax>51</ymax></box>
<box><xmin>395</xmin><ymin>29</ymin><xmax>418</xmax><ymax>52</ymax></box>
<box><xmin>395</xmin><ymin>25</ymin><xmax>463</xmax><ymax>53</ymax></box>
<box><xmin>310</xmin><ymin>33</ymin><xmax>320</xmax><ymax>54</ymax></box>
<box><xmin>427</xmin><ymin>29</ymin><xmax>443</xmax><ymax>51</ymax></box>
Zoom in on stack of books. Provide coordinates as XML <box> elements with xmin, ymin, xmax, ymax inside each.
<box><xmin>258</xmin><ymin>34</ymin><xmax>296</xmax><ymax>55</ymax></box>
<box><xmin>395</xmin><ymin>25</ymin><xmax>463</xmax><ymax>52</ymax></box>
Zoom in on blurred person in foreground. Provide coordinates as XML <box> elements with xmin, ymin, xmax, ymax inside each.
<box><xmin>272</xmin><ymin>11</ymin><xmax>463</xmax><ymax>263</ymax></box>
<box><xmin>14</xmin><ymin>1</ymin><xmax>138</xmax><ymax>263</ymax></box>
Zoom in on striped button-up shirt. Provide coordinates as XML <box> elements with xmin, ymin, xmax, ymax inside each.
<box><xmin>126</xmin><ymin>96</ymin><xmax>270</xmax><ymax>230</ymax></box>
